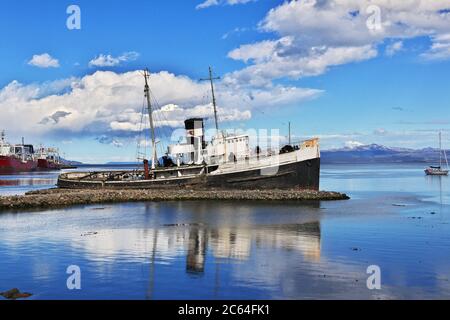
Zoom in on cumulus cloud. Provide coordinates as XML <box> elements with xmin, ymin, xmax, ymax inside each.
<box><xmin>96</xmin><ymin>136</ymin><xmax>124</xmax><ymax>148</ymax></box>
<box><xmin>109</xmin><ymin>103</ymin><xmax>252</xmax><ymax>132</ymax></box>
<box><xmin>421</xmin><ymin>33</ymin><xmax>450</xmax><ymax>60</ymax></box>
<box><xmin>385</xmin><ymin>41</ymin><xmax>404</xmax><ymax>56</ymax></box>
<box><xmin>196</xmin><ymin>0</ymin><xmax>256</xmax><ymax>10</ymax></box>
<box><xmin>0</xmin><ymin>70</ymin><xmax>319</xmax><ymax>142</ymax></box>
<box><xmin>28</xmin><ymin>53</ymin><xmax>60</xmax><ymax>68</ymax></box>
<box><xmin>228</xmin><ymin>38</ymin><xmax>292</xmax><ymax>64</ymax></box>
<box><xmin>226</xmin><ymin>44</ymin><xmax>377</xmax><ymax>87</ymax></box>
<box><xmin>259</xmin><ymin>0</ymin><xmax>450</xmax><ymax>46</ymax></box>
<box><xmin>88</xmin><ymin>51</ymin><xmax>139</xmax><ymax>67</ymax></box>
<box><xmin>224</xmin><ymin>0</ymin><xmax>450</xmax><ymax>88</ymax></box>
<box><xmin>39</xmin><ymin>111</ymin><xmax>72</xmax><ymax>125</ymax></box>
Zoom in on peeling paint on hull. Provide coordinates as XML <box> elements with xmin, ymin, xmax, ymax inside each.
<box><xmin>57</xmin><ymin>157</ymin><xmax>320</xmax><ymax>190</ymax></box>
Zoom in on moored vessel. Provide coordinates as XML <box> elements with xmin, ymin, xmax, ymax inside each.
<box><xmin>425</xmin><ymin>132</ymin><xmax>449</xmax><ymax>176</ymax></box>
<box><xmin>0</xmin><ymin>131</ymin><xmax>64</xmax><ymax>174</ymax></box>
<box><xmin>36</xmin><ymin>147</ymin><xmax>63</xmax><ymax>170</ymax></box>
<box><xmin>58</xmin><ymin>68</ymin><xmax>321</xmax><ymax>190</ymax></box>
<box><xmin>0</xmin><ymin>132</ymin><xmax>38</xmax><ymax>174</ymax></box>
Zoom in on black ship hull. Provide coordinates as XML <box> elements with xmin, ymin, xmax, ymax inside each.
<box><xmin>206</xmin><ymin>157</ymin><xmax>320</xmax><ymax>190</ymax></box>
<box><xmin>57</xmin><ymin>157</ymin><xmax>320</xmax><ymax>190</ymax></box>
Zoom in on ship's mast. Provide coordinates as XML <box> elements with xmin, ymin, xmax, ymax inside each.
<box><xmin>201</xmin><ymin>67</ymin><xmax>220</xmax><ymax>132</ymax></box>
<box><xmin>144</xmin><ymin>69</ymin><xmax>157</xmax><ymax>169</ymax></box>
<box><xmin>439</xmin><ymin>131</ymin><xmax>442</xmax><ymax>168</ymax></box>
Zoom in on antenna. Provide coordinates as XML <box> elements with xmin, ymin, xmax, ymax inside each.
<box><xmin>143</xmin><ymin>69</ymin><xmax>157</xmax><ymax>169</ymax></box>
<box><xmin>439</xmin><ymin>131</ymin><xmax>442</xmax><ymax>168</ymax></box>
<box><xmin>288</xmin><ymin>122</ymin><xmax>291</xmax><ymax>145</ymax></box>
<box><xmin>200</xmin><ymin>66</ymin><xmax>220</xmax><ymax>132</ymax></box>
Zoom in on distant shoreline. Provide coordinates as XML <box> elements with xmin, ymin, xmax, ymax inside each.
<box><xmin>321</xmin><ymin>160</ymin><xmax>431</xmax><ymax>164</ymax></box>
<box><xmin>73</xmin><ymin>161</ymin><xmax>433</xmax><ymax>167</ymax></box>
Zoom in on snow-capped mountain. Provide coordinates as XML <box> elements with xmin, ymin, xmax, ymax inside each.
<box><xmin>322</xmin><ymin>144</ymin><xmax>448</xmax><ymax>164</ymax></box>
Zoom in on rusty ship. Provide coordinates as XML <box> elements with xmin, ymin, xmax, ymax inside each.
<box><xmin>57</xmin><ymin>68</ymin><xmax>320</xmax><ymax>190</ymax></box>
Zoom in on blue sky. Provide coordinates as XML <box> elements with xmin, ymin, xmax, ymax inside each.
<box><xmin>0</xmin><ymin>0</ymin><xmax>450</xmax><ymax>163</ymax></box>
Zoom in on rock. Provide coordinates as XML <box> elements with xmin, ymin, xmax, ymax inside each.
<box><xmin>81</xmin><ymin>232</ymin><xmax>98</xmax><ymax>236</ymax></box>
<box><xmin>0</xmin><ymin>288</ymin><xmax>33</xmax><ymax>300</ymax></box>
<box><xmin>0</xmin><ymin>188</ymin><xmax>350</xmax><ymax>211</ymax></box>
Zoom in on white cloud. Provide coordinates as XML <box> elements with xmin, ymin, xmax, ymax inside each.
<box><xmin>28</xmin><ymin>53</ymin><xmax>60</xmax><ymax>68</ymax></box>
<box><xmin>224</xmin><ymin>0</ymin><xmax>450</xmax><ymax>88</ymax></box>
<box><xmin>109</xmin><ymin>103</ymin><xmax>252</xmax><ymax>132</ymax></box>
<box><xmin>0</xmin><ymin>70</ymin><xmax>319</xmax><ymax>141</ymax></box>
<box><xmin>259</xmin><ymin>0</ymin><xmax>450</xmax><ymax>46</ymax></box>
<box><xmin>39</xmin><ymin>111</ymin><xmax>72</xmax><ymax>125</ymax></box>
<box><xmin>421</xmin><ymin>33</ymin><xmax>450</xmax><ymax>60</ymax></box>
<box><xmin>228</xmin><ymin>37</ymin><xmax>293</xmax><ymax>63</ymax></box>
<box><xmin>374</xmin><ymin>128</ymin><xmax>388</xmax><ymax>136</ymax></box>
<box><xmin>88</xmin><ymin>51</ymin><xmax>139</xmax><ymax>67</ymax></box>
<box><xmin>196</xmin><ymin>0</ymin><xmax>219</xmax><ymax>9</ymax></box>
<box><xmin>385</xmin><ymin>41</ymin><xmax>404</xmax><ymax>56</ymax></box>
<box><xmin>344</xmin><ymin>140</ymin><xmax>365</xmax><ymax>149</ymax></box>
<box><xmin>226</xmin><ymin>44</ymin><xmax>377</xmax><ymax>87</ymax></box>
<box><xmin>96</xmin><ymin>136</ymin><xmax>124</xmax><ymax>147</ymax></box>
<box><xmin>222</xmin><ymin>27</ymin><xmax>249</xmax><ymax>40</ymax></box>
<box><xmin>196</xmin><ymin>0</ymin><xmax>256</xmax><ymax>10</ymax></box>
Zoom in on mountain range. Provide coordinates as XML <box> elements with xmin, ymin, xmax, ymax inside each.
<box><xmin>321</xmin><ymin>144</ymin><xmax>449</xmax><ymax>164</ymax></box>
<box><xmin>73</xmin><ymin>144</ymin><xmax>448</xmax><ymax>165</ymax></box>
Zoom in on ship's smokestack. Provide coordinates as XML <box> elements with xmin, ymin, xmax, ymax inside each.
<box><xmin>184</xmin><ymin>118</ymin><xmax>205</xmax><ymax>149</ymax></box>
<box><xmin>184</xmin><ymin>118</ymin><xmax>205</xmax><ymax>164</ymax></box>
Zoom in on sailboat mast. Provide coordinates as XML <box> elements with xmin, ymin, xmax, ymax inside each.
<box><xmin>144</xmin><ymin>69</ymin><xmax>157</xmax><ymax>169</ymax></box>
<box><xmin>439</xmin><ymin>131</ymin><xmax>442</xmax><ymax>168</ymax></box>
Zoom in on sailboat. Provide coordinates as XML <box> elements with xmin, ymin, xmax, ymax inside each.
<box><xmin>425</xmin><ymin>132</ymin><xmax>449</xmax><ymax>176</ymax></box>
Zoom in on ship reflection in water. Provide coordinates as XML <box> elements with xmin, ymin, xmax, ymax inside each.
<box><xmin>69</xmin><ymin>202</ymin><xmax>325</xmax><ymax>299</ymax></box>
<box><xmin>0</xmin><ymin>177</ymin><xmax>55</xmax><ymax>187</ymax></box>
<box><xmin>176</xmin><ymin>222</ymin><xmax>320</xmax><ymax>274</ymax></box>
<box><xmin>0</xmin><ymin>173</ymin><xmax>57</xmax><ymax>195</ymax></box>
<box><xmin>70</xmin><ymin>202</ymin><xmax>323</xmax><ymax>274</ymax></box>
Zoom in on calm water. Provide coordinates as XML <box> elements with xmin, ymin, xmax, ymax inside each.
<box><xmin>0</xmin><ymin>163</ymin><xmax>449</xmax><ymax>300</ymax></box>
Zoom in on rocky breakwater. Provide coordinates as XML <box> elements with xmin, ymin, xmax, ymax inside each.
<box><xmin>0</xmin><ymin>188</ymin><xmax>350</xmax><ymax>211</ymax></box>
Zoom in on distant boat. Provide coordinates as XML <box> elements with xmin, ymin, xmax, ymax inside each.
<box><xmin>425</xmin><ymin>132</ymin><xmax>449</xmax><ymax>176</ymax></box>
<box><xmin>0</xmin><ymin>130</ymin><xmax>64</xmax><ymax>174</ymax></box>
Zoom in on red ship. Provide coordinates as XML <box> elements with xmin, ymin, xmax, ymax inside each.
<box><xmin>36</xmin><ymin>147</ymin><xmax>64</xmax><ymax>171</ymax></box>
<box><xmin>0</xmin><ymin>131</ymin><xmax>63</xmax><ymax>174</ymax></box>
